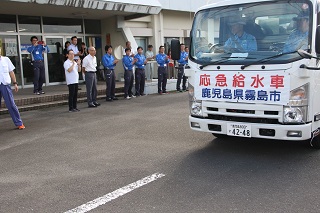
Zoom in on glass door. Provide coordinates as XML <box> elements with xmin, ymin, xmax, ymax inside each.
<box><xmin>44</xmin><ymin>37</ymin><xmax>65</xmax><ymax>83</ymax></box>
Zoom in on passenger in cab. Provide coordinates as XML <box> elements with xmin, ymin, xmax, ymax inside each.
<box><xmin>224</xmin><ymin>17</ymin><xmax>257</xmax><ymax>52</ymax></box>
<box><xmin>283</xmin><ymin>10</ymin><xmax>309</xmax><ymax>53</ymax></box>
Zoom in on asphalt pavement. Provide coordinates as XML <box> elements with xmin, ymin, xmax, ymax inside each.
<box><xmin>1</xmin><ymin>92</ymin><xmax>320</xmax><ymax>213</ymax></box>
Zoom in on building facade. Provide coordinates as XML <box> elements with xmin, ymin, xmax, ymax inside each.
<box><xmin>0</xmin><ymin>0</ymin><xmax>207</xmax><ymax>88</ymax></box>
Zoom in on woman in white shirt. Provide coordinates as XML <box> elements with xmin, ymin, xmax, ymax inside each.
<box><xmin>64</xmin><ymin>50</ymin><xmax>81</xmax><ymax>112</ymax></box>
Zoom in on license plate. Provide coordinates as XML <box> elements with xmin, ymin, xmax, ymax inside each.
<box><xmin>227</xmin><ymin>123</ymin><xmax>252</xmax><ymax>138</ymax></box>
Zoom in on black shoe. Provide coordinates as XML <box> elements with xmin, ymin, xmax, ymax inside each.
<box><xmin>93</xmin><ymin>102</ymin><xmax>101</xmax><ymax>106</ymax></box>
<box><xmin>141</xmin><ymin>93</ymin><xmax>146</xmax><ymax>96</ymax></box>
<box><xmin>106</xmin><ymin>98</ymin><xmax>113</xmax><ymax>102</ymax></box>
<box><xmin>177</xmin><ymin>90</ymin><xmax>182</xmax><ymax>92</ymax></box>
<box><xmin>112</xmin><ymin>97</ymin><xmax>119</xmax><ymax>100</ymax></box>
<box><xmin>74</xmin><ymin>108</ymin><xmax>80</xmax><ymax>112</ymax></box>
<box><xmin>78</xmin><ymin>88</ymin><xmax>82</xmax><ymax>90</ymax></box>
<box><xmin>88</xmin><ymin>104</ymin><xmax>97</xmax><ymax>108</ymax></box>
<box><xmin>39</xmin><ymin>91</ymin><xmax>45</xmax><ymax>94</ymax></box>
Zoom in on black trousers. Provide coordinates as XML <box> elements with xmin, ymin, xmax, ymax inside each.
<box><xmin>68</xmin><ymin>83</ymin><xmax>78</xmax><ymax>110</ymax></box>
<box><xmin>105</xmin><ymin>69</ymin><xmax>116</xmax><ymax>98</ymax></box>
<box><xmin>158</xmin><ymin>67</ymin><xmax>168</xmax><ymax>93</ymax></box>
<box><xmin>177</xmin><ymin>65</ymin><xmax>187</xmax><ymax>90</ymax></box>
<box><xmin>124</xmin><ymin>70</ymin><xmax>134</xmax><ymax>97</ymax></box>
<box><xmin>135</xmin><ymin>68</ymin><xmax>146</xmax><ymax>95</ymax></box>
<box><xmin>33</xmin><ymin>61</ymin><xmax>45</xmax><ymax>93</ymax></box>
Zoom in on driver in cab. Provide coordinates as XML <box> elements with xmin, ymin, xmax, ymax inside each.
<box><xmin>224</xmin><ymin>17</ymin><xmax>257</xmax><ymax>52</ymax></box>
<box><xmin>283</xmin><ymin>9</ymin><xmax>309</xmax><ymax>53</ymax></box>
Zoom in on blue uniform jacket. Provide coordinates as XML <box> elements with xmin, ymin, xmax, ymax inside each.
<box><xmin>134</xmin><ymin>54</ymin><xmax>146</xmax><ymax>69</ymax></box>
<box><xmin>224</xmin><ymin>32</ymin><xmax>257</xmax><ymax>52</ymax></box>
<box><xmin>156</xmin><ymin>53</ymin><xmax>170</xmax><ymax>67</ymax></box>
<box><xmin>123</xmin><ymin>55</ymin><xmax>134</xmax><ymax>71</ymax></box>
<box><xmin>102</xmin><ymin>53</ymin><xmax>116</xmax><ymax>70</ymax></box>
<box><xmin>283</xmin><ymin>30</ymin><xmax>308</xmax><ymax>53</ymax></box>
<box><xmin>178</xmin><ymin>51</ymin><xmax>188</xmax><ymax>65</ymax></box>
<box><xmin>27</xmin><ymin>45</ymin><xmax>50</xmax><ymax>61</ymax></box>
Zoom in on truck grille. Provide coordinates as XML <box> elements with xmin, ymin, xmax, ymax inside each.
<box><xmin>207</xmin><ymin>114</ymin><xmax>279</xmax><ymax>124</ymax></box>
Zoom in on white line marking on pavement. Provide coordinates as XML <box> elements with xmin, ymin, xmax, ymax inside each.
<box><xmin>64</xmin><ymin>173</ymin><xmax>165</xmax><ymax>213</ymax></box>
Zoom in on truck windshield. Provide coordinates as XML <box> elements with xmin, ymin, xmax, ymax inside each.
<box><xmin>190</xmin><ymin>0</ymin><xmax>312</xmax><ymax>66</ymax></box>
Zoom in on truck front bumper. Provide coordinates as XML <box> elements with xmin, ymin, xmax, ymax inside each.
<box><xmin>189</xmin><ymin>116</ymin><xmax>312</xmax><ymax>141</ymax></box>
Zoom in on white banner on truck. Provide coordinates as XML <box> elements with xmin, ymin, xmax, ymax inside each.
<box><xmin>195</xmin><ymin>70</ymin><xmax>290</xmax><ymax>105</ymax></box>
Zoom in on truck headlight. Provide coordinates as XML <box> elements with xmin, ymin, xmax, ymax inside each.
<box><xmin>191</xmin><ymin>101</ymin><xmax>203</xmax><ymax>116</ymax></box>
<box><xmin>188</xmin><ymin>83</ymin><xmax>203</xmax><ymax>117</ymax></box>
<box><xmin>283</xmin><ymin>106</ymin><xmax>307</xmax><ymax>123</ymax></box>
<box><xmin>283</xmin><ymin>84</ymin><xmax>308</xmax><ymax>123</ymax></box>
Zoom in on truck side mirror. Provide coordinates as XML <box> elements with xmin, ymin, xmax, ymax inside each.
<box><xmin>316</xmin><ymin>25</ymin><xmax>320</xmax><ymax>54</ymax></box>
<box><xmin>171</xmin><ymin>39</ymin><xmax>181</xmax><ymax>60</ymax></box>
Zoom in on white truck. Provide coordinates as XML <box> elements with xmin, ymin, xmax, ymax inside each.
<box><xmin>172</xmin><ymin>0</ymin><xmax>320</xmax><ymax>148</ymax></box>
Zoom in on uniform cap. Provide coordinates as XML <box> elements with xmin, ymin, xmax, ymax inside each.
<box><xmin>228</xmin><ymin>16</ymin><xmax>246</xmax><ymax>26</ymax></box>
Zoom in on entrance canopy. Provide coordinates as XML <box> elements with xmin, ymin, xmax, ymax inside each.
<box><xmin>7</xmin><ymin>0</ymin><xmax>162</xmax><ymax>15</ymax></box>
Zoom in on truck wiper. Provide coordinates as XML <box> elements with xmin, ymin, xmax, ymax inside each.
<box><xmin>240</xmin><ymin>51</ymin><xmax>298</xmax><ymax>70</ymax></box>
<box><xmin>199</xmin><ymin>58</ymin><xmax>229</xmax><ymax>69</ymax></box>
<box><xmin>199</xmin><ymin>56</ymin><xmax>256</xmax><ymax>69</ymax></box>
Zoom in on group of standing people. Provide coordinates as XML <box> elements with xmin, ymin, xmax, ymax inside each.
<box><xmin>120</xmin><ymin>41</ymin><xmax>189</xmax><ymax>97</ymax></box>
<box><xmin>66</xmin><ymin>40</ymin><xmax>190</xmax><ymax>111</ymax></box>
<box><xmin>62</xmin><ymin>36</ymin><xmax>94</xmax><ymax>111</ymax></box>
<box><xmin>0</xmin><ymin>34</ymin><xmax>188</xmax><ymax>130</ymax></box>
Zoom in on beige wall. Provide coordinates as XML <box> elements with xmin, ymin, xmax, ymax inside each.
<box><xmin>100</xmin><ymin>10</ymin><xmax>195</xmax><ymax>79</ymax></box>
<box><xmin>101</xmin><ymin>16</ymin><xmax>127</xmax><ymax>78</ymax></box>
<box><xmin>162</xmin><ymin>10</ymin><xmax>194</xmax><ymax>31</ymax></box>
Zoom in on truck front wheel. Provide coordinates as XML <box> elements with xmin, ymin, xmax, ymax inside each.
<box><xmin>310</xmin><ymin>134</ymin><xmax>320</xmax><ymax>149</ymax></box>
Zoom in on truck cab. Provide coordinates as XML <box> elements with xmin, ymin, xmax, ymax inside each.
<box><xmin>182</xmin><ymin>0</ymin><xmax>320</xmax><ymax>148</ymax></box>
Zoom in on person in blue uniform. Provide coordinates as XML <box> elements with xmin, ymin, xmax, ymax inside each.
<box><xmin>102</xmin><ymin>45</ymin><xmax>119</xmax><ymax>102</ymax></box>
<box><xmin>176</xmin><ymin>43</ymin><xmax>188</xmax><ymax>92</ymax></box>
<box><xmin>134</xmin><ymin>47</ymin><xmax>148</xmax><ymax>96</ymax></box>
<box><xmin>283</xmin><ymin>10</ymin><xmax>309</xmax><ymax>53</ymax></box>
<box><xmin>0</xmin><ymin>48</ymin><xmax>25</xmax><ymax>129</ymax></box>
<box><xmin>27</xmin><ymin>36</ymin><xmax>50</xmax><ymax>95</ymax></box>
<box><xmin>123</xmin><ymin>48</ymin><xmax>137</xmax><ymax>99</ymax></box>
<box><xmin>156</xmin><ymin>46</ymin><xmax>170</xmax><ymax>95</ymax></box>
<box><xmin>224</xmin><ymin>17</ymin><xmax>257</xmax><ymax>52</ymax></box>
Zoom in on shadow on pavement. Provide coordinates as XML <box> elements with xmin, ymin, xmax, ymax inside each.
<box><xmin>148</xmin><ymin>136</ymin><xmax>320</xmax><ymax>212</ymax></box>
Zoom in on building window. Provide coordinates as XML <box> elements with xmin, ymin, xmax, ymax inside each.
<box><xmin>84</xmin><ymin>19</ymin><xmax>101</xmax><ymax>34</ymax></box>
<box><xmin>18</xmin><ymin>16</ymin><xmax>41</xmax><ymax>33</ymax></box>
<box><xmin>86</xmin><ymin>36</ymin><xmax>102</xmax><ymax>64</ymax></box>
<box><xmin>135</xmin><ymin>37</ymin><xmax>147</xmax><ymax>53</ymax></box>
<box><xmin>0</xmin><ymin>14</ymin><xmax>17</xmax><ymax>33</ymax></box>
<box><xmin>43</xmin><ymin>17</ymin><xmax>83</xmax><ymax>34</ymax></box>
<box><xmin>184</xmin><ymin>37</ymin><xmax>190</xmax><ymax>49</ymax></box>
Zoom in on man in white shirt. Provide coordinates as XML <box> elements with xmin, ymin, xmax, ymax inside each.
<box><xmin>145</xmin><ymin>44</ymin><xmax>155</xmax><ymax>80</ymax></box>
<box><xmin>82</xmin><ymin>46</ymin><xmax>100</xmax><ymax>108</ymax></box>
<box><xmin>68</xmin><ymin>36</ymin><xmax>83</xmax><ymax>90</ymax></box>
<box><xmin>0</xmin><ymin>48</ymin><xmax>25</xmax><ymax>129</ymax></box>
<box><xmin>64</xmin><ymin>49</ymin><xmax>81</xmax><ymax>112</ymax></box>
<box><xmin>67</xmin><ymin>36</ymin><xmax>83</xmax><ymax>61</ymax></box>
<box><xmin>123</xmin><ymin>41</ymin><xmax>137</xmax><ymax>57</ymax></box>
